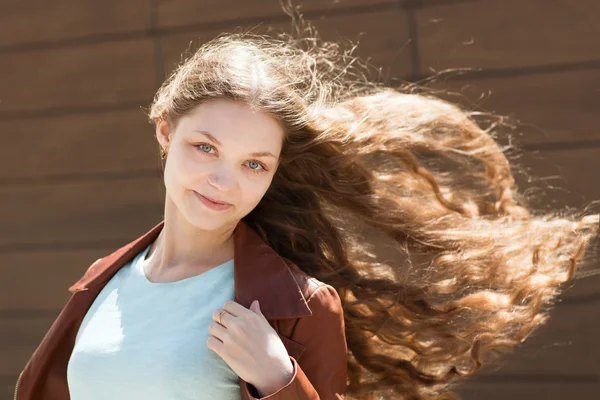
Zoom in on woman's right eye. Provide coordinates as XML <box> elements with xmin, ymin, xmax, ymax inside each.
<box><xmin>196</xmin><ymin>143</ymin><xmax>216</xmax><ymax>154</ymax></box>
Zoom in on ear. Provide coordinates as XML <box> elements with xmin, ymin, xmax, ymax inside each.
<box><xmin>155</xmin><ymin>118</ymin><xmax>173</xmax><ymax>150</ymax></box>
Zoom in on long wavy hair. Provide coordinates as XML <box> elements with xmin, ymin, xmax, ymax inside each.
<box><xmin>145</xmin><ymin>6</ymin><xmax>600</xmax><ymax>400</ymax></box>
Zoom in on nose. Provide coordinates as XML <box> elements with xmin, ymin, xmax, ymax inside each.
<box><xmin>207</xmin><ymin>165</ymin><xmax>236</xmax><ymax>191</ymax></box>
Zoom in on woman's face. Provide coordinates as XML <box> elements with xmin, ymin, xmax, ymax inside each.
<box><xmin>156</xmin><ymin>98</ymin><xmax>284</xmax><ymax>231</ymax></box>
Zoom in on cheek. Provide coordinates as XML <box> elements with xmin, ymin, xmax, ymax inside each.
<box><xmin>239</xmin><ymin>179</ymin><xmax>272</xmax><ymax>207</ymax></box>
<box><xmin>163</xmin><ymin>156</ymin><xmax>192</xmax><ymax>196</ymax></box>
<box><xmin>162</xmin><ymin>164</ymin><xmax>178</xmax><ymax>200</ymax></box>
<box><xmin>167</xmin><ymin>152</ymin><xmax>198</xmax><ymax>181</ymax></box>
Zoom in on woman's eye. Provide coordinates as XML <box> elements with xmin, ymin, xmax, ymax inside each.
<box><xmin>247</xmin><ymin>161</ymin><xmax>262</xmax><ymax>170</ymax></box>
<box><xmin>195</xmin><ymin>143</ymin><xmax>266</xmax><ymax>173</ymax></box>
<box><xmin>246</xmin><ymin>160</ymin><xmax>268</xmax><ymax>173</ymax></box>
<box><xmin>198</xmin><ymin>143</ymin><xmax>215</xmax><ymax>154</ymax></box>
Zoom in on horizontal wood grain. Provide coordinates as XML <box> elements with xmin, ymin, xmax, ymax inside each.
<box><xmin>476</xmin><ymin>300</ymin><xmax>600</xmax><ymax>377</ymax></box>
<box><xmin>0</xmin><ymin>315</ymin><xmax>57</xmax><ymax>376</ymax></box>
<box><xmin>0</xmin><ymin>377</ymin><xmax>18</xmax><ymax>400</ymax></box>
<box><xmin>0</xmin><ymin>249</ymin><xmax>113</xmax><ymax>311</ymax></box>
<box><xmin>0</xmin><ymin>177</ymin><xmax>165</xmax><ymax>246</ymax></box>
<box><xmin>416</xmin><ymin>0</ymin><xmax>600</xmax><ymax>73</ymax></box>
<box><xmin>513</xmin><ymin>148</ymin><xmax>600</xmax><ymax>212</ymax></box>
<box><xmin>160</xmin><ymin>8</ymin><xmax>412</xmax><ymax>84</ymax></box>
<box><xmin>0</xmin><ymin>379</ymin><xmax>591</xmax><ymax>400</ymax></box>
<box><xmin>420</xmin><ymin>69</ymin><xmax>600</xmax><ymax>145</ymax></box>
<box><xmin>0</xmin><ymin>381</ymin><xmax>591</xmax><ymax>400</ymax></box>
<box><xmin>0</xmin><ymin>108</ymin><xmax>158</xmax><ymax>181</ymax></box>
<box><xmin>0</xmin><ymin>0</ymin><xmax>151</xmax><ymax>49</ymax></box>
<box><xmin>457</xmin><ymin>382</ymin><xmax>600</xmax><ymax>400</ymax></box>
<box><xmin>156</xmin><ymin>0</ymin><xmax>399</xmax><ymax>29</ymax></box>
<box><xmin>0</xmin><ymin>39</ymin><xmax>157</xmax><ymax>114</ymax></box>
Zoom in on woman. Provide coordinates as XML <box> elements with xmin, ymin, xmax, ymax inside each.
<box><xmin>14</xmin><ymin>12</ymin><xmax>599</xmax><ymax>400</ymax></box>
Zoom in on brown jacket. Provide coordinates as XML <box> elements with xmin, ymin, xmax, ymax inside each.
<box><xmin>14</xmin><ymin>220</ymin><xmax>348</xmax><ymax>400</ymax></box>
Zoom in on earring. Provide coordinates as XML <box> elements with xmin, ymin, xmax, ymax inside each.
<box><xmin>161</xmin><ymin>148</ymin><xmax>168</xmax><ymax>160</ymax></box>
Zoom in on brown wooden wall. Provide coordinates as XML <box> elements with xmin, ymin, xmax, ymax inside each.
<box><xmin>1</xmin><ymin>1</ymin><xmax>599</xmax><ymax>399</ymax></box>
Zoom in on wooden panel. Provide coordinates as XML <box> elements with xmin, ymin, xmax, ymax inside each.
<box><xmin>0</xmin><ymin>109</ymin><xmax>158</xmax><ymax>180</ymax></box>
<box><xmin>422</xmin><ymin>70</ymin><xmax>600</xmax><ymax>145</ymax></box>
<box><xmin>0</xmin><ymin>249</ymin><xmax>112</xmax><ymax>311</ymax></box>
<box><xmin>0</xmin><ymin>376</ymin><xmax>19</xmax><ymax>400</ymax></box>
<box><xmin>0</xmin><ymin>0</ymin><xmax>402</xmax><ymax>49</ymax></box>
<box><xmin>160</xmin><ymin>8</ymin><xmax>411</xmax><ymax>83</ymax></box>
<box><xmin>156</xmin><ymin>0</ymin><xmax>398</xmax><ymax>29</ymax></box>
<box><xmin>477</xmin><ymin>301</ymin><xmax>600</xmax><ymax>376</ymax></box>
<box><xmin>0</xmin><ymin>177</ymin><xmax>164</xmax><ymax>246</ymax></box>
<box><xmin>457</xmin><ymin>382</ymin><xmax>600</xmax><ymax>400</ymax></box>
<box><xmin>417</xmin><ymin>0</ymin><xmax>600</xmax><ymax>73</ymax></box>
<box><xmin>560</xmin><ymin>273</ymin><xmax>600</xmax><ymax>306</ymax></box>
<box><xmin>0</xmin><ymin>0</ymin><xmax>151</xmax><ymax>48</ymax></box>
<box><xmin>0</xmin><ymin>39</ymin><xmax>157</xmax><ymax>114</ymax></box>
<box><xmin>0</xmin><ymin>379</ymin><xmax>597</xmax><ymax>400</ymax></box>
<box><xmin>1</xmin><ymin>315</ymin><xmax>56</xmax><ymax>376</ymax></box>
<box><xmin>515</xmin><ymin>148</ymin><xmax>600</xmax><ymax>211</ymax></box>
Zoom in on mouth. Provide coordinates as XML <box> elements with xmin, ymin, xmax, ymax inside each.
<box><xmin>199</xmin><ymin>193</ymin><xmax>231</xmax><ymax>205</ymax></box>
<box><xmin>193</xmin><ymin>191</ymin><xmax>233</xmax><ymax>210</ymax></box>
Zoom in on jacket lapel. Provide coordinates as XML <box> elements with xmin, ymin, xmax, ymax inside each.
<box><xmin>67</xmin><ymin>219</ymin><xmax>312</xmax><ymax>320</ymax></box>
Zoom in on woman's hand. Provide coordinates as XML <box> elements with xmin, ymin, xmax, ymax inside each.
<box><xmin>207</xmin><ymin>299</ymin><xmax>294</xmax><ymax>397</ymax></box>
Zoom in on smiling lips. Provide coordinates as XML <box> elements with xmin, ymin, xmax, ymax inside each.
<box><xmin>194</xmin><ymin>191</ymin><xmax>233</xmax><ymax>211</ymax></box>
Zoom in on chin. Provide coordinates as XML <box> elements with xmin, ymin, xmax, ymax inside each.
<box><xmin>184</xmin><ymin>205</ymin><xmax>240</xmax><ymax>232</ymax></box>
<box><xmin>188</xmin><ymin>213</ymin><xmax>232</xmax><ymax>231</ymax></box>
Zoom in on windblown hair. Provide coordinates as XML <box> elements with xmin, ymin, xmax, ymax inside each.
<box><xmin>146</xmin><ymin>7</ymin><xmax>599</xmax><ymax>400</ymax></box>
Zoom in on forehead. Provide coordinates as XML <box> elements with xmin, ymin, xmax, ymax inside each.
<box><xmin>178</xmin><ymin>99</ymin><xmax>284</xmax><ymax>141</ymax></box>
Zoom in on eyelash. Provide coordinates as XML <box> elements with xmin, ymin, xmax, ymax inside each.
<box><xmin>194</xmin><ymin>143</ymin><xmax>268</xmax><ymax>174</ymax></box>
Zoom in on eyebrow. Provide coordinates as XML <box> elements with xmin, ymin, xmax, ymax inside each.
<box><xmin>192</xmin><ymin>129</ymin><xmax>278</xmax><ymax>159</ymax></box>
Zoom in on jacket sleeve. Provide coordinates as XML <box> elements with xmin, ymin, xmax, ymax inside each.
<box><xmin>242</xmin><ymin>284</ymin><xmax>348</xmax><ymax>400</ymax></box>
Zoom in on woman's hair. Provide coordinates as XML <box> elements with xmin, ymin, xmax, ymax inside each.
<box><xmin>146</xmin><ymin>5</ymin><xmax>599</xmax><ymax>400</ymax></box>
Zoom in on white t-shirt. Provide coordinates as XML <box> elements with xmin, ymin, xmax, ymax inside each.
<box><xmin>67</xmin><ymin>243</ymin><xmax>240</xmax><ymax>399</ymax></box>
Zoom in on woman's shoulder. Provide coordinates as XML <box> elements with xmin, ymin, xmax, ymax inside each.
<box><xmin>280</xmin><ymin>256</ymin><xmax>334</xmax><ymax>302</ymax></box>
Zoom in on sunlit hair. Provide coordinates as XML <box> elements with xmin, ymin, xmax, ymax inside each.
<box><xmin>146</xmin><ymin>5</ymin><xmax>599</xmax><ymax>400</ymax></box>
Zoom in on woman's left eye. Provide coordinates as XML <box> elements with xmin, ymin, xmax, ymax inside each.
<box><xmin>246</xmin><ymin>161</ymin><xmax>266</xmax><ymax>172</ymax></box>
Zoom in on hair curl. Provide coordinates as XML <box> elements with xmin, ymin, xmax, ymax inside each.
<box><xmin>145</xmin><ymin>5</ymin><xmax>600</xmax><ymax>400</ymax></box>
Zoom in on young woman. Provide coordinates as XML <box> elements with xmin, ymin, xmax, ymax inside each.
<box><xmin>14</xmin><ymin>13</ymin><xmax>599</xmax><ymax>400</ymax></box>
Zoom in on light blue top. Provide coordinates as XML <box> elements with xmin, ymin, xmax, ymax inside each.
<box><xmin>67</xmin><ymin>243</ymin><xmax>240</xmax><ymax>399</ymax></box>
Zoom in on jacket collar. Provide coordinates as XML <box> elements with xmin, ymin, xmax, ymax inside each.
<box><xmin>67</xmin><ymin>219</ymin><xmax>312</xmax><ymax>320</ymax></box>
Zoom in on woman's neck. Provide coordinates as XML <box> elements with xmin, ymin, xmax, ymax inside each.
<box><xmin>145</xmin><ymin>201</ymin><xmax>236</xmax><ymax>278</ymax></box>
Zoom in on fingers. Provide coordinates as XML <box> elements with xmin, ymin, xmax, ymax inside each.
<box><xmin>212</xmin><ymin>299</ymin><xmax>260</xmax><ymax>330</ymax></box>
<box><xmin>213</xmin><ymin>309</ymin><xmax>234</xmax><ymax>327</ymax></box>
<box><xmin>222</xmin><ymin>300</ymin><xmax>251</xmax><ymax>316</ymax></box>
<box><xmin>208</xmin><ymin>318</ymin><xmax>228</xmax><ymax>340</ymax></box>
